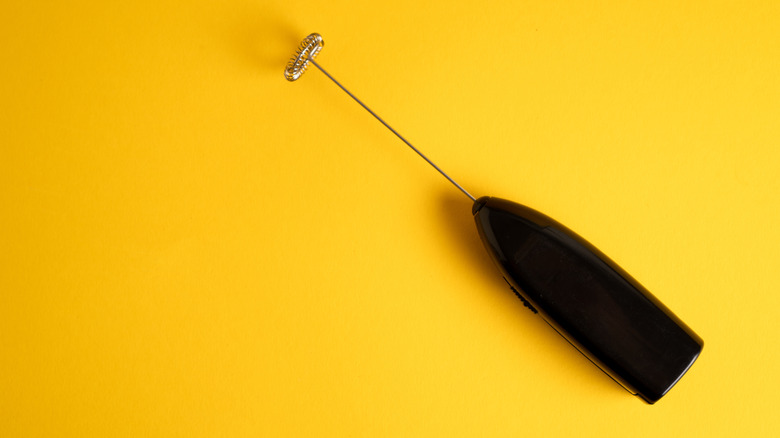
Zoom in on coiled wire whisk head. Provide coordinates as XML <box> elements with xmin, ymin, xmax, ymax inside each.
<box><xmin>284</xmin><ymin>33</ymin><xmax>324</xmax><ymax>81</ymax></box>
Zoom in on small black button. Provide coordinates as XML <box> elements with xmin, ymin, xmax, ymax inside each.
<box><xmin>502</xmin><ymin>277</ymin><xmax>537</xmax><ymax>313</ymax></box>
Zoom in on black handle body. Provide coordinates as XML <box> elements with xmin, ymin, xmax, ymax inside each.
<box><xmin>473</xmin><ymin>196</ymin><xmax>702</xmax><ymax>404</ymax></box>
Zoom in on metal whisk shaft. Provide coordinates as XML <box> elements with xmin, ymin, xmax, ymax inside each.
<box><xmin>285</xmin><ymin>33</ymin><xmax>475</xmax><ymax>202</ymax></box>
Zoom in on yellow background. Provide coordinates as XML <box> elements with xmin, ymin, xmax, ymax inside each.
<box><xmin>2</xmin><ymin>0</ymin><xmax>779</xmax><ymax>436</ymax></box>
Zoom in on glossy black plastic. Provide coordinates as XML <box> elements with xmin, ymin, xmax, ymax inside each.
<box><xmin>473</xmin><ymin>196</ymin><xmax>702</xmax><ymax>404</ymax></box>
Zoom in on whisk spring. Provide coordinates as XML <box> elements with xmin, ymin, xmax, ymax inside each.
<box><xmin>284</xmin><ymin>33</ymin><xmax>324</xmax><ymax>82</ymax></box>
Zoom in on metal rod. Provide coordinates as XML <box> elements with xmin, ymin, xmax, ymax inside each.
<box><xmin>308</xmin><ymin>58</ymin><xmax>476</xmax><ymax>202</ymax></box>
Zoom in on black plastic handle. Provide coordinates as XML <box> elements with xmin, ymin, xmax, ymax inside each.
<box><xmin>473</xmin><ymin>196</ymin><xmax>702</xmax><ymax>404</ymax></box>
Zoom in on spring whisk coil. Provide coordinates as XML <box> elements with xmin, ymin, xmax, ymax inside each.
<box><xmin>284</xmin><ymin>33</ymin><xmax>324</xmax><ymax>81</ymax></box>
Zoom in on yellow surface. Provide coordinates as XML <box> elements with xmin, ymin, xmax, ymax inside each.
<box><xmin>2</xmin><ymin>0</ymin><xmax>779</xmax><ymax>436</ymax></box>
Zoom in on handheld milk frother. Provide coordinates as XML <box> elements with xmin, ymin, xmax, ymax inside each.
<box><xmin>284</xmin><ymin>33</ymin><xmax>702</xmax><ymax>404</ymax></box>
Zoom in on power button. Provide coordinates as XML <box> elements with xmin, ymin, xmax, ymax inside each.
<box><xmin>503</xmin><ymin>277</ymin><xmax>538</xmax><ymax>313</ymax></box>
